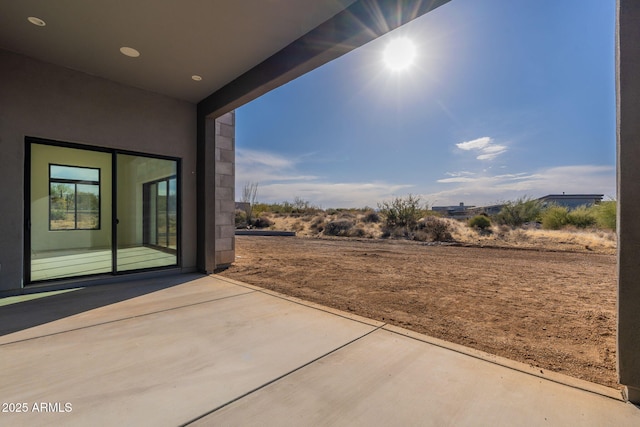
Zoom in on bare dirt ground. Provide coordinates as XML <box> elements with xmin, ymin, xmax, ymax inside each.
<box><xmin>220</xmin><ymin>235</ymin><xmax>618</xmax><ymax>388</ymax></box>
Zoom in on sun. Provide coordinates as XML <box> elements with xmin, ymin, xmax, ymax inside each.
<box><xmin>383</xmin><ymin>37</ymin><xmax>417</xmax><ymax>71</ymax></box>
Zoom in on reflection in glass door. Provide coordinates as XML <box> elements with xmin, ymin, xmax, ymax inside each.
<box><xmin>116</xmin><ymin>154</ymin><xmax>178</xmax><ymax>272</ymax></box>
<box><xmin>143</xmin><ymin>177</ymin><xmax>177</xmax><ymax>250</ymax></box>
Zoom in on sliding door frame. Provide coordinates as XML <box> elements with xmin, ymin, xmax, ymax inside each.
<box><xmin>24</xmin><ymin>137</ymin><xmax>182</xmax><ymax>284</ymax></box>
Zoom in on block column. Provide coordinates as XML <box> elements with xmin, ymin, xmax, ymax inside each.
<box><xmin>196</xmin><ymin>110</ymin><xmax>236</xmax><ymax>273</ymax></box>
<box><xmin>214</xmin><ymin>111</ymin><xmax>236</xmax><ymax>268</ymax></box>
<box><xmin>617</xmin><ymin>0</ymin><xmax>640</xmax><ymax>404</ymax></box>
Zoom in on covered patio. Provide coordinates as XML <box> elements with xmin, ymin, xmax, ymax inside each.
<box><xmin>2</xmin><ymin>0</ymin><xmax>640</xmax><ymax>413</ymax></box>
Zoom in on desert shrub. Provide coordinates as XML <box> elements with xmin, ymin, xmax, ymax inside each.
<box><xmin>417</xmin><ymin>216</ymin><xmax>453</xmax><ymax>241</ymax></box>
<box><xmin>494</xmin><ymin>224</ymin><xmax>511</xmax><ymax>239</ymax></box>
<box><xmin>291</xmin><ymin>197</ymin><xmax>322</xmax><ymax>214</ymax></box>
<box><xmin>309</xmin><ymin>215</ymin><xmax>326</xmax><ymax>232</ymax></box>
<box><xmin>254</xmin><ymin>199</ymin><xmax>321</xmax><ymax>216</ymax></box>
<box><xmin>592</xmin><ymin>201</ymin><xmax>616</xmax><ymax>230</ymax></box>
<box><xmin>251</xmin><ymin>202</ymin><xmax>289</xmax><ymax>214</ymax></box>
<box><xmin>251</xmin><ymin>215</ymin><xmax>274</xmax><ymax>228</ymax></box>
<box><xmin>251</xmin><ymin>203</ymin><xmax>269</xmax><ymax>216</ymax></box>
<box><xmin>469</xmin><ymin>215</ymin><xmax>491</xmax><ymax>230</ymax></box>
<box><xmin>50</xmin><ymin>210</ymin><xmax>67</xmax><ymax>221</ymax></box>
<box><xmin>362</xmin><ymin>210</ymin><xmax>380</xmax><ymax>223</ymax></box>
<box><xmin>323</xmin><ymin>219</ymin><xmax>354</xmax><ymax>236</ymax></box>
<box><xmin>235</xmin><ymin>209</ymin><xmax>248</xmax><ymax>228</ymax></box>
<box><xmin>378</xmin><ymin>194</ymin><xmax>423</xmax><ymax>229</ymax></box>
<box><xmin>412</xmin><ymin>230</ymin><xmax>430</xmax><ymax>242</ymax></box>
<box><xmin>566</xmin><ymin>206</ymin><xmax>596</xmax><ymax>228</ymax></box>
<box><xmin>510</xmin><ymin>228</ymin><xmax>530</xmax><ymax>242</ymax></box>
<box><xmin>494</xmin><ymin>197</ymin><xmax>542</xmax><ymax>227</ymax></box>
<box><xmin>541</xmin><ymin>206</ymin><xmax>568</xmax><ymax>230</ymax></box>
<box><xmin>278</xmin><ymin>201</ymin><xmax>295</xmax><ymax>214</ymax></box>
<box><xmin>338</xmin><ymin>211</ymin><xmax>356</xmax><ymax>219</ymax></box>
<box><xmin>261</xmin><ymin>201</ymin><xmax>295</xmax><ymax>214</ymax></box>
<box><xmin>347</xmin><ymin>227</ymin><xmax>366</xmax><ymax>238</ymax></box>
<box><xmin>381</xmin><ymin>226</ymin><xmax>409</xmax><ymax>239</ymax></box>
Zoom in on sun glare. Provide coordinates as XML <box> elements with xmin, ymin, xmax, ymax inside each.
<box><xmin>383</xmin><ymin>37</ymin><xmax>416</xmax><ymax>71</ymax></box>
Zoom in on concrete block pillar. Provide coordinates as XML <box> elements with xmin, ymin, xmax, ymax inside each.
<box><xmin>196</xmin><ymin>110</ymin><xmax>236</xmax><ymax>273</ymax></box>
<box><xmin>214</xmin><ymin>111</ymin><xmax>236</xmax><ymax>267</ymax></box>
<box><xmin>617</xmin><ymin>0</ymin><xmax>640</xmax><ymax>404</ymax></box>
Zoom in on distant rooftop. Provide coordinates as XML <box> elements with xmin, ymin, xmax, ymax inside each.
<box><xmin>538</xmin><ymin>194</ymin><xmax>604</xmax><ymax>199</ymax></box>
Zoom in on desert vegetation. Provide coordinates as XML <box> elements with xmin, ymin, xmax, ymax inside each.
<box><xmin>235</xmin><ymin>193</ymin><xmax>617</xmax><ymax>254</ymax></box>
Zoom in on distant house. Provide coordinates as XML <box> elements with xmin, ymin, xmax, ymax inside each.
<box><xmin>537</xmin><ymin>194</ymin><xmax>604</xmax><ymax>210</ymax></box>
<box><xmin>432</xmin><ymin>202</ymin><xmax>475</xmax><ymax>218</ymax></box>
<box><xmin>433</xmin><ymin>195</ymin><xmax>605</xmax><ymax>218</ymax></box>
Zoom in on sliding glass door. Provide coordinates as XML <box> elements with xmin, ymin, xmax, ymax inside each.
<box><xmin>116</xmin><ymin>154</ymin><xmax>177</xmax><ymax>272</ymax></box>
<box><xmin>28</xmin><ymin>140</ymin><xmax>179</xmax><ymax>283</ymax></box>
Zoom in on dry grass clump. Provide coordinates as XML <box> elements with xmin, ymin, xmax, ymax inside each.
<box><xmin>415</xmin><ymin>216</ymin><xmax>453</xmax><ymax>242</ymax></box>
<box><xmin>309</xmin><ymin>215</ymin><xmax>326</xmax><ymax>233</ymax></box>
<box><xmin>441</xmin><ymin>218</ymin><xmax>477</xmax><ymax>241</ymax></box>
<box><xmin>252</xmin><ymin>215</ymin><xmax>274</xmax><ymax>228</ymax></box>
<box><xmin>324</xmin><ymin>219</ymin><xmax>355</xmax><ymax>236</ymax></box>
<box><xmin>523</xmin><ymin>228</ymin><xmax>617</xmax><ymax>253</ymax></box>
<box><xmin>290</xmin><ymin>220</ymin><xmax>305</xmax><ymax>232</ymax></box>
<box><xmin>347</xmin><ymin>226</ymin><xmax>367</xmax><ymax>238</ymax></box>
<box><xmin>361</xmin><ymin>210</ymin><xmax>381</xmax><ymax>223</ymax></box>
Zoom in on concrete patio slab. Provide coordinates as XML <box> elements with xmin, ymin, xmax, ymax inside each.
<box><xmin>198</xmin><ymin>328</ymin><xmax>639</xmax><ymax>426</ymax></box>
<box><xmin>0</xmin><ymin>275</ymin><xmax>377</xmax><ymax>426</ymax></box>
<box><xmin>0</xmin><ymin>273</ymin><xmax>251</xmax><ymax>344</ymax></box>
<box><xmin>1</xmin><ymin>273</ymin><xmax>639</xmax><ymax>426</ymax></box>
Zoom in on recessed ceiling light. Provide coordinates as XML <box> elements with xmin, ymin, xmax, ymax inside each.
<box><xmin>27</xmin><ymin>17</ymin><xmax>46</xmax><ymax>27</ymax></box>
<box><xmin>191</xmin><ymin>75</ymin><xmax>202</xmax><ymax>81</ymax></box>
<box><xmin>120</xmin><ymin>47</ymin><xmax>140</xmax><ymax>58</ymax></box>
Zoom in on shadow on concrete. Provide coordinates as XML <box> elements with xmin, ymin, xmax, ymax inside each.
<box><xmin>0</xmin><ymin>273</ymin><xmax>204</xmax><ymax>337</ymax></box>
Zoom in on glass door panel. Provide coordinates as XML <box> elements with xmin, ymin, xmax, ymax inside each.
<box><xmin>30</xmin><ymin>143</ymin><xmax>112</xmax><ymax>281</ymax></box>
<box><xmin>116</xmin><ymin>154</ymin><xmax>177</xmax><ymax>272</ymax></box>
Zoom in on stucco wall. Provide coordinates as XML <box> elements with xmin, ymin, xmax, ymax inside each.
<box><xmin>0</xmin><ymin>49</ymin><xmax>197</xmax><ymax>291</ymax></box>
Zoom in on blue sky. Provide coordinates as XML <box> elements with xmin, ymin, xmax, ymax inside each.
<box><xmin>236</xmin><ymin>0</ymin><xmax>616</xmax><ymax>209</ymax></box>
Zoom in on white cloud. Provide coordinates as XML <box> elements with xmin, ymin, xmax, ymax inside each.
<box><xmin>236</xmin><ymin>148</ymin><xmax>317</xmax><ymax>183</ymax></box>
<box><xmin>445</xmin><ymin>171</ymin><xmax>476</xmax><ymax>177</ymax></box>
<box><xmin>437</xmin><ymin>177</ymin><xmax>477</xmax><ymax>183</ymax></box>
<box><xmin>456</xmin><ymin>137</ymin><xmax>491</xmax><ymax>150</ymax></box>
<box><xmin>257</xmin><ymin>181</ymin><xmax>414</xmax><ymax>208</ymax></box>
<box><xmin>456</xmin><ymin>136</ymin><xmax>507</xmax><ymax>161</ymax></box>
<box><xmin>429</xmin><ymin>165</ymin><xmax>615</xmax><ymax>206</ymax></box>
<box><xmin>236</xmin><ymin>148</ymin><xmax>414</xmax><ymax>207</ymax></box>
<box><xmin>236</xmin><ymin>148</ymin><xmax>293</xmax><ymax>169</ymax></box>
